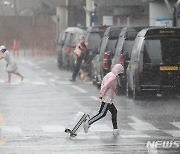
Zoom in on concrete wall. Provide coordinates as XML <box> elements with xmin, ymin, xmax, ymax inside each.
<box><xmin>56</xmin><ymin>6</ymin><xmax>68</xmax><ymax>37</ymax></box>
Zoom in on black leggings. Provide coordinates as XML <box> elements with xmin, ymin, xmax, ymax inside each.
<box><xmin>72</xmin><ymin>57</ymin><xmax>82</xmax><ymax>80</ymax></box>
<box><xmin>88</xmin><ymin>102</ymin><xmax>118</xmax><ymax>129</ymax></box>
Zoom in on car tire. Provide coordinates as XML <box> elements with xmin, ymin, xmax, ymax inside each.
<box><xmin>92</xmin><ymin>75</ymin><xmax>97</xmax><ymax>85</ymax></box>
<box><xmin>126</xmin><ymin>81</ymin><xmax>132</xmax><ymax>98</ymax></box>
<box><xmin>132</xmin><ymin>82</ymin><xmax>141</xmax><ymax>100</ymax></box>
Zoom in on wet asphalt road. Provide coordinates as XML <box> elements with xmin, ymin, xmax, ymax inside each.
<box><xmin>0</xmin><ymin>55</ymin><xmax>180</xmax><ymax>154</ymax></box>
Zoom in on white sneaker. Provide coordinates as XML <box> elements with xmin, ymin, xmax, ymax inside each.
<box><xmin>83</xmin><ymin>121</ymin><xmax>90</xmax><ymax>133</ymax></box>
<box><xmin>113</xmin><ymin>129</ymin><xmax>119</xmax><ymax>136</ymax></box>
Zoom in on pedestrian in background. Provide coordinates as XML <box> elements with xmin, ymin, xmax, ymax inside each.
<box><xmin>0</xmin><ymin>45</ymin><xmax>24</xmax><ymax>84</ymax></box>
<box><xmin>69</xmin><ymin>37</ymin><xmax>88</xmax><ymax>82</ymax></box>
<box><xmin>83</xmin><ymin>64</ymin><xmax>124</xmax><ymax>135</ymax></box>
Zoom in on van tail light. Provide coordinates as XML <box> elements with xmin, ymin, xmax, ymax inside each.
<box><xmin>66</xmin><ymin>46</ymin><xmax>71</xmax><ymax>56</ymax></box>
<box><xmin>120</xmin><ymin>54</ymin><xmax>125</xmax><ymax>66</ymax></box>
<box><xmin>103</xmin><ymin>52</ymin><xmax>109</xmax><ymax>70</ymax></box>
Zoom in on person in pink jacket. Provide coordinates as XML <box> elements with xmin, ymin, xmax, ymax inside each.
<box><xmin>83</xmin><ymin>64</ymin><xmax>124</xmax><ymax>135</ymax></box>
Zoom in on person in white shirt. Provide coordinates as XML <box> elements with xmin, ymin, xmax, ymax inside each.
<box><xmin>0</xmin><ymin>45</ymin><xmax>24</xmax><ymax>84</ymax></box>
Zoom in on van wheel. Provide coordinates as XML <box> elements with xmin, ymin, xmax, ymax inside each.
<box><xmin>126</xmin><ymin>81</ymin><xmax>132</xmax><ymax>98</ymax></box>
<box><xmin>92</xmin><ymin>75</ymin><xmax>97</xmax><ymax>85</ymax></box>
<box><xmin>132</xmin><ymin>83</ymin><xmax>141</xmax><ymax>100</ymax></box>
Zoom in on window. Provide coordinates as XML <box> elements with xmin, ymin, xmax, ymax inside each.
<box><xmin>122</xmin><ymin>40</ymin><xmax>135</xmax><ymax>58</ymax></box>
<box><xmin>107</xmin><ymin>39</ymin><xmax>117</xmax><ymax>53</ymax></box>
<box><xmin>86</xmin><ymin>33</ymin><xmax>102</xmax><ymax>49</ymax></box>
<box><xmin>115</xmin><ymin>38</ymin><xmax>124</xmax><ymax>56</ymax></box>
<box><xmin>99</xmin><ymin>37</ymin><xmax>108</xmax><ymax>54</ymax></box>
<box><xmin>143</xmin><ymin>37</ymin><xmax>180</xmax><ymax>65</ymax></box>
<box><xmin>143</xmin><ymin>40</ymin><xmax>162</xmax><ymax>64</ymax></box>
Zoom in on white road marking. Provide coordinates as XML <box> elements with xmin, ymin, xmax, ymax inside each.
<box><xmin>0</xmin><ymin>79</ymin><xmax>4</xmax><ymax>83</ymax></box>
<box><xmin>83</xmin><ymin>81</ymin><xmax>92</xmax><ymax>85</ymax></box>
<box><xmin>31</xmin><ymin>81</ymin><xmax>47</xmax><ymax>85</ymax></box>
<box><xmin>129</xmin><ymin>116</ymin><xmax>144</xmax><ymax>124</ymax></box>
<box><xmin>70</xmin><ymin>85</ymin><xmax>87</xmax><ymax>93</ymax></box>
<box><xmin>90</xmin><ymin>96</ymin><xmax>99</xmax><ymax>101</ymax></box>
<box><xmin>129</xmin><ymin>116</ymin><xmax>158</xmax><ymax>131</ymax></box>
<box><xmin>41</xmin><ymin>125</ymin><xmax>65</xmax><ymax>132</ymax></box>
<box><xmin>41</xmin><ymin>69</ymin><xmax>46</xmax><ymax>72</ymax></box>
<box><xmin>49</xmin><ymin>78</ymin><xmax>56</xmax><ymax>82</ymax></box>
<box><xmin>35</xmin><ymin>66</ymin><xmax>40</xmax><ymax>69</ymax></box>
<box><xmin>164</xmin><ymin>130</ymin><xmax>180</xmax><ymax>137</ymax></box>
<box><xmin>27</xmin><ymin>62</ymin><xmax>34</xmax><ymax>66</ymax></box>
<box><xmin>165</xmin><ymin>122</ymin><xmax>180</xmax><ymax>137</ymax></box>
<box><xmin>74</xmin><ymin>134</ymin><xmax>100</xmax><ymax>140</ymax></box>
<box><xmin>0</xmin><ymin>82</ymin><xmax>21</xmax><ymax>86</ymax></box>
<box><xmin>170</xmin><ymin>122</ymin><xmax>180</xmax><ymax>129</ymax></box>
<box><xmin>56</xmin><ymin>81</ymin><xmax>72</xmax><ymax>85</ymax></box>
<box><xmin>120</xmin><ymin>130</ymin><xmax>150</xmax><ymax>138</ymax></box>
<box><xmin>46</xmin><ymin>72</ymin><xmax>52</xmax><ymax>75</ymax></box>
<box><xmin>90</xmin><ymin>124</ymin><xmax>112</xmax><ymax>132</ymax></box>
<box><xmin>54</xmin><ymin>76</ymin><xmax>60</xmax><ymax>80</ymax></box>
<box><xmin>147</xmin><ymin>147</ymin><xmax>157</xmax><ymax>154</ymax></box>
<box><xmin>1</xmin><ymin>126</ymin><xmax>22</xmax><ymax>133</ymax></box>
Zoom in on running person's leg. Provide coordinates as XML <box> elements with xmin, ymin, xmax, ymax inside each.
<box><xmin>5</xmin><ymin>72</ymin><xmax>11</xmax><ymax>83</ymax></box>
<box><xmin>108</xmin><ymin>103</ymin><xmax>118</xmax><ymax>129</ymax></box>
<box><xmin>108</xmin><ymin>103</ymin><xmax>119</xmax><ymax>135</ymax></box>
<box><xmin>83</xmin><ymin>102</ymin><xmax>109</xmax><ymax>133</ymax></box>
<box><xmin>71</xmin><ymin>57</ymin><xmax>82</xmax><ymax>81</ymax></box>
<box><xmin>13</xmin><ymin>72</ymin><xmax>24</xmax><ymax>82</ymax></box>
<box><xmin>88</xmin><ymin>102</ymin><xmax>109</xmax><ymax>125</ymax></box>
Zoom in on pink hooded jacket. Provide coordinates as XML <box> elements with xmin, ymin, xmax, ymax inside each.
<box><xmin>99</xmin><ymin>64</ymin><xmax>124</xmax><ymax>99</ymax></box>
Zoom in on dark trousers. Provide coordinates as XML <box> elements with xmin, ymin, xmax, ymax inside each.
<box><xmin>72</xmin><ymin>57</ymin><xmax>82</xmax><ymax>80</ymax></box>
<box><xmin>88</xmin><ymin>102</ymin><xmax>118</xmax><ymax>129</ymax></box>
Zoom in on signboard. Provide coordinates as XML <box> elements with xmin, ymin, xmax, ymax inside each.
<box><xmin>156</xmin><ymin>19</ymin><xmax>172</xmax><ymax>27</ymax></box>
<box><xmin>103</xmin><ymin>16</ymin><xmax>113</xmax><ymax>26</ymax></box>
<box><xmin>91</xmin><ymin>15</ymin><xmax>98</xmax><ymax>23</ymax></box>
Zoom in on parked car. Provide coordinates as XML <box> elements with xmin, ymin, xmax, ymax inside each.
<box><xmin>126</xmin><ymin>27</ymin><xmax>180</xmax><ymax>100</ymax></box>
<box><xmin>92</xmin><ymin>26</ymin><xmax>122</xmax><ymax>87</ymax></box>
<box><xmin>61</xmin><ymin>27</ymin><xmax>85</xmax><ymax>69</ymax></box>
<box><xmin>111</xmin><ymin>27</ymin><xmax>146</xmax><ymax>94</ymax></box>
<box><xmin>56</xmin><ymin>30</ymin><xmax>66</xmax><ymax>69</ymax></box>
<box><xmin>85</xmin><ymin>25</ymin><xmax>109</xmax><ymax>78</ymax></box>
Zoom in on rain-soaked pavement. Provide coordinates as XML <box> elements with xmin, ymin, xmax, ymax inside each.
<box><xmin>0</xmin><ymin>53</ymin><xmax>180</xmax><ymax>154</ymax></box>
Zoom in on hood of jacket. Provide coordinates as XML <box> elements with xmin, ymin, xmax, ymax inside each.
<box><xmin>111</xmin><ymin>64</ymin><xmax>124</xmax><ymax>76</ymax></box>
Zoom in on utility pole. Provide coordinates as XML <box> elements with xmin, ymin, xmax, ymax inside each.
<box><xmin>173</xmin><ymin>6</ymin><xmax>176</xmax><ymax>27</ymax></box>
<box><xmin>164</xmin><ymin>0</ymin><xmax>180</xmax><ymax>27</ymax></box>
<box><xmin>84</xmin><ymin>0</ymin><xmax>97</xmax><ymax>27</ymax></box>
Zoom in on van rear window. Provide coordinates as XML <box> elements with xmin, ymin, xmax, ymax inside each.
<box><xmin>86</xmin><ymin>33</ymin><xmax>102</xmax><ymax>50</ymax></box>
<box><xmin>144</xmin><ymin>38</ymin><xmax>180</xmax><ymax>65</ymax></box>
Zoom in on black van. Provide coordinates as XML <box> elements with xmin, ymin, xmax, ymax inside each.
<box><xmin>111</xmin><ymin>27</ymin><xmax>146</xmax><ymax>94</ymax></box>
<box><xmin>92</xmin><ymin>26</ymin><xmax>122</xmax><ymax>86</ymax></box>
<box><xmin>126</xmin><ymin>27</ymin><xmax>180</xmax><ymax>100</ymax></box>
<box><xmin>57</xmin><ymin>30</ymin><xmax>66</xmax><ymax>69</ymax></box>
<box><xmin>85</xmin><ymin>25</ymin><xmax>109</xmax><ymax>78</ymax></box>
